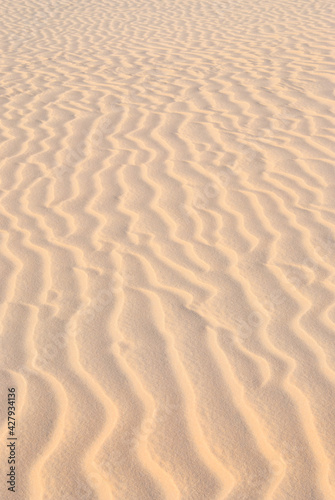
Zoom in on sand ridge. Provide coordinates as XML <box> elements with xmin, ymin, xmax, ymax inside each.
<box><xmin>0</xmin><ymin>0</ymin><xmax>335</xmax><ymax>498</ymax></box>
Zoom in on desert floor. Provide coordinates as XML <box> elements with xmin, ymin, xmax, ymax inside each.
<box><xmin>0</xmin><ymin>0</ymin><xmax>335</xmax><ymax>499</ymax></box>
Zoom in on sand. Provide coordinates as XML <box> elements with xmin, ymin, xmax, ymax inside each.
<box><xmin>0</xmin><ymin>0</ymin><xmax>335</xmax><ymax>498</ymax></box>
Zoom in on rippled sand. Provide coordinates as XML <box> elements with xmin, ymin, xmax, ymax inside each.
<box><xmin>0</xmin><ymin>0</ymin><xmax>335</xmax><ymax>498</ymax></box>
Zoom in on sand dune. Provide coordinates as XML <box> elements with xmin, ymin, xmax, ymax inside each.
<box><xmin>0</xmin><ymin>0</ymin><xmax>335</xmax><ymax>498</ymax></box>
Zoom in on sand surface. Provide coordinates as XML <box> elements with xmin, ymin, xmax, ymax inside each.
<box><xmin>0</xmin><ymin>0</ymin><xmax>335</xmax><ymax>498</ymax></box>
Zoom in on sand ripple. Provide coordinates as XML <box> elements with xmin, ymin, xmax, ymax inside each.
<box><xmin>1</xmin><ymin>0</ymin><xmax>335</xmax><ymax>498</ymax></box>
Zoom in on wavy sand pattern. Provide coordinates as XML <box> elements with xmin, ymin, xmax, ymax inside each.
<box><xmin>0</xmin><ymin>0</ymin><xmax>335</xmax><ymax>498</ymax></box>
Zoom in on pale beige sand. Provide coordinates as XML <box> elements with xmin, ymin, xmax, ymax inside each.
<box><xmin>0</xmin><ymin>0</ymin><xmax>335</xmax><ymax>498</ymax></box>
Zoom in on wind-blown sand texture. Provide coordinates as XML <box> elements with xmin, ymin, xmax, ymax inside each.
<box><xmin>0</xmin><ymin>0</ymin><xmax>335</xmax><ymax>498</ymax></box>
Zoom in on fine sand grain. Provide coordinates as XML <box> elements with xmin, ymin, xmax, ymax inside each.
<box><xmin>0</xmin><ymin>0</ymin><xmax>335</xmax><ymax>498</ymax></box>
